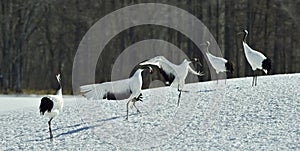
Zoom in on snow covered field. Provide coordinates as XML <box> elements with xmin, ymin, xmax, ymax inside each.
<box><xmin>1</xmin><ymin>74</ymin><xmax>299</xmax><ymax>150</ymax></box>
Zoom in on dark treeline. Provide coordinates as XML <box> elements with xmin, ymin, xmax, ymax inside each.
<box><xmin>0</xmin><ymin>0</ymin><xmax>299</xmax><ymax>93</ymax></box>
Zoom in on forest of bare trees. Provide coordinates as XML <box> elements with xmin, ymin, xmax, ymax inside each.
<box><xmin>0</xmin><ymin>0</ymin><xmax>299</xmax><ymax>94</ymax></box>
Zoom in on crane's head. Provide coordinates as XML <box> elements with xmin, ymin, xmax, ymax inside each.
<box><xmin>242</xmin><ymin>30</ymin><xmax>249</xmax><ymax>42</ymax></box>
<box><xmin>199</xmin><ymin>41</ymin><xmax>210</xmax><ymax>47</ymax></box>
<box><xmin>56</xmin><ymin>73</ymin><xmax>61</xmax><ymax>83</ymax></box>
<box><xmin>190</xmin><ymin>58</ymin><xmax>202</xmax><ymax>67</ymax></box>
<box><xmin>206</xmin><ymin>41</ymin><xmax>210</xmax><ymax>46</ymax></box>
<box><xmin>199</xmin><ymin>41</ymin><xmax>211</xmax><ymax>53</ymax></box>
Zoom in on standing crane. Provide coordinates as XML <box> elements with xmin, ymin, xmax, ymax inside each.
<box><xmin>202</xmin><ymin>41</ymin><xmax>234</xmax><ymax>82</ymax></box>
<box><xmin>39</xmin><ymin>73</ymin><xmax>63</xmax><ymax>141</ymax></box>
<box><xmin>242</xmin><ymin>30</ymin><xmax>271</xmax><ymax>86</ymax></box>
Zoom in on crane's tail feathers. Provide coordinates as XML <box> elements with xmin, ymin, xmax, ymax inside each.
<box><xmin>39</xmin><ymin>97</ymin><xmax>54</xmax><ymax>115</ymax></box>
<box><xmin>80</xmin><ymin>84</ymin><xmax>94</xmax><ymax>92</ymax></box>
<box><xmin>80</xmin><ymin>84</ymin><xmax>102</xmax><ymax>100</ymax></box>
<box><xmin>82</xmin><ymin>90</ymin><xmax>96</xmax><ymax>100</ymax></box>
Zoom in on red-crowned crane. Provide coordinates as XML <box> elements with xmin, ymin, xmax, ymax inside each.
<box><xmin>80</xmin><ymin>66</ymin><xmax>153</xmax><ymax>120</ymax></box>
<box><xmin>242</xmin><ymin>30</ymin><xmax>271</xmax><ymax>86</ymax></box>
<box><xmin>139</xmin><ymin>56</ymin><xmax>203</xmax><ymax>106</ymax></box>
<box><xmin>39</xmin><ymin>73</ymin><xmax>63</xmax><ymax>141</ymax></box>
<box><xmin>202</xmin><ymin>41</ymin><xmax>234</xmax><ymax>83</ymax></box>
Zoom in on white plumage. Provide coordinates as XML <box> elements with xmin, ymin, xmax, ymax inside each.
<box><xmin>203</xmin><ymin>41</ymin><xmax>234</xmax><ymax>79</ymax></box>
<box><xmin>80</xmin><ymin>67</ymin><xmax>152</xmax><ymax>120</ymax></box>
<box><xmin>39</xmin><ymin>73</ymin><xmax>63</xmax><ymax>141</ymax></box>
<box><xmin>139</xmin><ymin>56</ymin><xmax>203</xmax><ymax>106</ymax></box>
<box><xmin>242</xmin><ymin>30</ymin><xmax>271</xmax><ymax>86</ymax></box>
<box><xmin>206</xmin><ymin>52</ymin><xmax>228</xmax><ymax>74</ymax></box>
<box><xmin>243</xmin><ymin>41</ymin><xmax>266</xmax><ymax>72</ymax></box>
<box><xmin>80</xmin><ymin>77</ymin><xmax>139</xmax><ymax>101</ymax></box>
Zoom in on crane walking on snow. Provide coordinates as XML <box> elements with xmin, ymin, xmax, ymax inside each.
<box><xmin>39</xmin><ymin>73</ymin><xmax>63</xmax><ymax>141</ymax></box>
<box><xmin>242</xmin><ymin>30</ymin><xmax>271</xmax><ymax>86</ymax></box>
<box><xmin>139</xmin><ymin>56</ymin><xmax>204</xmax><ymax>106</ymax></box>
<box><xmin>80</xmin><ymin>66</ymin><xmax>153</xmax><ymax>120</ymax></box>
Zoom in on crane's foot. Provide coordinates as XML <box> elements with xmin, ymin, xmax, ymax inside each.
<box><xmin>50</xmin><ymin>132</ymin><xmax>53</xmax><ymax>140</ymax></box>
<box><xmin>135</xmin><ymin>97</ymin><xmax>143</xmax><ymax>102</ymax></box>
<box><xmin>135</xmin><ymin>94</ymin><xmax>143</xmax><ymax>102</ymax></box>
<box><xmin>133</xmin><ymin>102</ymin><xmax>141</xmax><ymax>114</ymax></box>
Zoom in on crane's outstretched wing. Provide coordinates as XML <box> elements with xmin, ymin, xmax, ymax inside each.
<box><xmin>80</xmin><ymin>79</ymin><xmax>131</xmax><ymax>100</ymax></box>
<box><xmin>140</xmin><ymin>56</ymin><xmax>178</xmax><ymax>85</ymax></box>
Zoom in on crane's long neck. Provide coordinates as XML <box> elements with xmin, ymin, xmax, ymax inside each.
<box><xmin>56</xmin><ymin>80</ymin><xmax>62</xmax><ymax>96</ymax></box>
<box><xmin>131</xmin><ymin>69</ymin><xmax>144</xmax><ymax>90</ymax></box>
<box><xmin>243</xmin><ymin>32</ymin><xmax>248</xmax><ymax>42</ymax></box>
<box><xmin>180</xmin><ymin>61</ymin><xmax>190</xmax><ymax>76</ymax></box>
<box><xmin>206</xmin><ymin>45</ymin><xmax>210</xmax><ymax>53</ymax></box>
<box><xmin>204</xmin><ymin>42</ymin><xmax>210</xmax><ymax>53</ymax></box>
<box><xmin>132</xmin><ymin>69</ymin><xmax>143</xmax><ymax>82</ymax></box>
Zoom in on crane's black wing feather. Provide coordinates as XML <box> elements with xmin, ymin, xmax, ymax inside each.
<box><xmin>39</xmin><ymin>97</ymin><xmax>54</xmax><ymax>115</ymax></box>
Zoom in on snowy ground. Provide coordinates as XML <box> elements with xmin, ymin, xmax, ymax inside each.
<box><xmin>1</xmin><ymin>74</ymin><xmax>299</xmax><ymax>150</ymax></box>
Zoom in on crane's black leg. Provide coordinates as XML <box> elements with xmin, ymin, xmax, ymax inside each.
<box><xmin>135</xmin><ymin>94</ymin><xmax>143</xmax><ymax>102</ymax></box>
<box><xmin>132</xmin><ymin>94</ymin><xmax>143</xmax><ymax>113</ymax></box>
<box><xmin>255</xmin><ymin>75</ymin><xmax>257</xmax><ymax>86</ymax></box>
<box><xmin>48</xmin><ymin>118</ymin><xmax>53</xmax><ymax>141</ymax></box>
<box><xmin>133</xmin><ymin>101</ymin><xmax>141</xmax><ymax>113</ymax></box>
<box><xmin>126</xmin><ymin>99</ymin><xmax>131</xmax><ymax>120</ymax></box>
<box><xmin>252</xmin><ymin>71</ymin><xmax>258</xmax><ymax>86</ymax></box>
<box><xmin>177</xmin><ymin>90</ymin><xmax>182</xmax><ymax>107</ymax></box>
<box><xmin>177</xmin><ymin>84</ymin><xmax>182</xmax><ymax>106</ymax></box>
<box><xmin>252</xmin><ymin>71</ymin><xmax>256</xmax><ymax>87</ymax></box>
